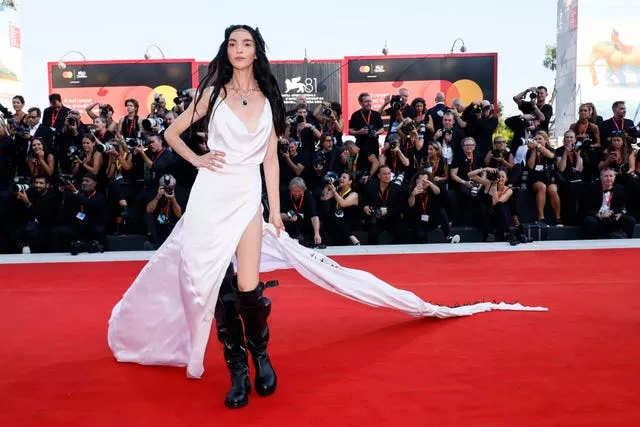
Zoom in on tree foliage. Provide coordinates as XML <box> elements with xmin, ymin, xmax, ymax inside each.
<box><xmin>543</xmin><ymin>44</ymin><xmax>557</xmax><ymax>72</ymax></box>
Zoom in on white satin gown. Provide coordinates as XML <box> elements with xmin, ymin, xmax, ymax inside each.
<box><xmin>107</xmin><ymin>97</ymin><xmax>547</xmax><ymax>379</ymax></box>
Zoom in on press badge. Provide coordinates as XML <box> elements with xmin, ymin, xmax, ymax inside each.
<box><xmin>335</xmin><ymin>210</ymin><xmax>344</xmax><ymax>218</ymax></box>
<box><xmin>76</xmin><ymin>212</ymin><xmax>86</xmax><ymax>221</ymax></box>
<box><xmin>157</xmin><ymin>213</ymin><xmax>168</xmax><ymax>225</ymax></box>
<box><xmin>535</xmin><ymin>165</ymin><xmax>544</xmax><ymax>171</ymax></box>
<box><xmin>421</xmin><ymin>214</ymin><xmax>429</xmax><ymax>222</ymax></box>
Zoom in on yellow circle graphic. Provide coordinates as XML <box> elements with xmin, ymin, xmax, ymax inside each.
<box><xmin>147</xmin><ymin>85</ymin><xmax>178</xmax><ymax>110</ymax></box>
<box><xmin>450</xmin><ymin>79</ymin><xmax>484</xmax><ymax>105</ymax></box>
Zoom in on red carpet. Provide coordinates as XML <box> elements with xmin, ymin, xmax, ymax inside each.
<box><xmin>1</xmin><ymin>249</ymin><xmax>639</xmax><ymax>426</ymax></box>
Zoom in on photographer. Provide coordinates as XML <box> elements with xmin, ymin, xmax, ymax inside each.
<box><xmin>143</xmin><ymin>174</ymin><xmax>185</xmax><ymax>249</ymax></box>
<box><xmin>400</xmin><ymin>125</ymin><xmax>428</xmax><ymax>178</ymax></box>
<box><xmin>597</xmin><ymin>131</ymin><xmax>634</xmax><ymax>174</ymax></box>
<box><xmin>172</xmin><ymin>89</ymin><xmax>195</xmax><ymax>115</ymax></box>
<box><xmin>450</xmin><ymin>98</ymin><xmax>468</xmax><ymax>130</ymax></box>
<box><xmin>449</xmin><ymin>137</ymin><xmax>485</xmax><ymax>227</ymax></box>
<box><xmin>105</xmin><ymin>138</ymin><xmax>136</xmax><ymax>233</ymax></box>
<box><xmin>432</xmin><ymin>112</ymin><xmax>463</xmax><ymax>158</ymax></box>
<box><xmin>469</xmin><ymin>167</ymin><xmax>516</xmax><ymax>243</ymax></box>
<box><xmin>23</xmin><ymin>107</ymin><xmax>54</xmax><ymax>152</ymax></box>
<box><xmin>320</xmin><ymin>172</ymin><xmax>361</xmax><ymax>246</ymax></box>
<box><xmin>485</xmin><ymin>137</ymin><xmax>514</xmax><ymax>171</ymax></box>
<box><xmin>409</xmin><ymin>98</ymin><xmax>435</xmax><ymax>140</ymax></box>
<box><xmin>349</xmin><ymin>92</ymin><xmax>384</xmax><ymax>154</ymax></box>
<box><xmin>526</xmin><ymin>131</ymin><xmax>562</xmax><ymax>226</ymax></box>
<box><xmin>85</xmin><ymin>103</ymin><xmax>118</xmax><ymax>133</ymax></box>
<box><xmin>582</xmin><ymin>168</ymin><xmax>635</xmax><ymax>239</ymax></box>
<box><xmin>379</xmin><ymin>133</ymin><xmax>410</xmax><ymax>184</ymax></box>
<box><xmin>570</xmin><ymin>105</ymin><xmax>601</xmax><ymax>182</ymax></box>
<box><xmin>313</xmin><ymin>101</ymin><xmax>344</xmax><ymax>147</ymax></box>
<box><xmin>0</xmin><ymin>95</ymin><xmax>27</xmax><ymax>126</ymax></box>
<box><xmin>25</xmin><ymin>139</ymin><xmax>55</xmax><ymax>178</ymax></box>
<box><xmin>513</xmin><ymin>86</ymin><xmax>553</xmax><ymax>133</ymax></box>
<box><xmin>12</xmin><ymin>175</ymin><xmax>59</xmax><ymax>253</ymax></box>
<box><xmin>379</xmin><ymin>88</ymin><xmax>416</xmax><ymax>132</ymax></box>
<box><xmin>427</xmin><ymin>92</ymin><xmax>448</xmax><ymax>131</ymax></box>
<box><xmin>56</xmin><ymin>110</ymin><xmax>89</xmax><ymax>174</ymax></box>
<box><xmin>117</xmin><ymin>99</ymin><xmax>143</xmax><ymax>138</ymax></box>
<box><xmin>505</xmin><ymin>114</ymin><xmax>539</xmax><ymax>153</ymax></box>
<box><xmin>599</xmin><ymin>101</ymin><xmax>637</xmax><ymax>148</ymax></box>
<box><xmin>138</xmin><ymin>134</ymin><xmax>176</xmax><ymax>186</ymax></box>
<box><xmin>72</xmin><ymin>134</ymin><xmax>103</xmax><ymax>183</ymax></box>
<box><xmin>308</xmin><ymin>134</ymin><xmax>341</xmax><ymax>196</ymax></box>
<box><xmin>286</xmin><ymin>106</ymin><xmax>321</xmax><ymax>167</ymax></box>
<box><xmin>362</xmin><ymin>165</ymin><xmax>408</xmax><ymax>245</ymax></box>
<box><xmin>280</xmin><ymin>177</ymin><xmax>323</xmax><ymax>247</ymax></box>
<box><xmin>341</xmin><ymin>140</ymin><xmax>380</xmax><ymax>188</ymax></box>
<box><xmin>42</xmin><ymin>93</ymin><xmax>71</xmax><ymax>135</ymax></box>
<box><xmin>464</xmin><ymin>100</ymin><xmax>498</xmax><ymax>157</ymax></box>
<box><xmin>93</xmin><ymin>117</ymin><xmax>115</xmax><ymax>144</ymax></box>
<box><xmin>278</xmin><ymin>138</ymin><xmax>305</xmax><ymax>191</ymax></box>
<box><xmin>407</xmin><ymin>168</ymin><xmax>459</xmax><ymax>244</ymax></box>
<box><xmin>148</xmin><ymin>93</ymin><xmax>169</xmax><ymax>118</ymax></box>
<box><xmin>555</xmin><ymin>131</ymin><xmax>585</xmax><ymax>225</ymax></box>
<box><xmin>50</xmin><ymin>173</ymin><xmax>107</xmax><ymax>255</ymax></box>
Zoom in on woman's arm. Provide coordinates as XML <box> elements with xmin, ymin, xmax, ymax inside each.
<box><xmin>497</xmin><ymin>188</ymin><xmax>513</xmax><ymax>205</ymax></box>
<box><xmin>334</xmin><ymin>117</ymin><xmax>344</xmax><ymax>133</ymax></box>
<box><xmin>336</xmin><ymin>192</ymin><xmax>358</xmax><ymax>208</ymax></box>
<box><xmin>85</xmin><ymin>103</ymin><xmax>99</xmax><ymax>120</ymax></box>
<box><xmin>40</xmin><ymin>154</ymin><xmax>55</xmax><ymax>177</ymax></box>
<box><xmin>591</xmin><ymin>124</ymin><xmax>601</xmax><ymax>148</ymax></box>
<box><xmin>82</xmin><ymin>152</ymin><xmax>103</xmax><ymax>175</ymax></box>
<box><xmin>557</xmin><ymin>149</ymin><xmax>568</xmax><ymax>172</ymax></box>
<box><xmin>575</xmin><ymin>151</ymin><xmax>584</xmax><ymax>172</ymax></box>
<box><xmin>263</xmin><ymin>128</ymin><xmax>281</xmax><ymax>218</ymax></box>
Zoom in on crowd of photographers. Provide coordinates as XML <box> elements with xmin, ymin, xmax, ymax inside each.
<box><xmin>0</xmin><ymin>85</ymin><xmax>638</xmax><ymax>255</ymax></box>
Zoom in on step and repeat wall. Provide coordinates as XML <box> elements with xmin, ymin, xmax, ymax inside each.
<box><xmin>49</xmin><ymin>54</ymin><xmax>497</xmax><ymax>122</ymax></box>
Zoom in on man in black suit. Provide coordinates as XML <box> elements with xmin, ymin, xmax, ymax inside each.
<box><xmin>42</xmin><ymin>93</ymin><xmax>71</xmax><ymax>136</ymax></box>
<box><xmin>598</xmin><ymin>101</ymin><xmax>637</xmax><ymax>148</ymax></box>
<box><xmin>582</xmin><ymin>168</ymin><xmax>636</xmax><ymax>238</ymax></box>
<box><xmin>427</xmin><ymin>92</ymin><xmax>448</xmax><ymax>132</ymax></box>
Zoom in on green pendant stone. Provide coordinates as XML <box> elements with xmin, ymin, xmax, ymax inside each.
<box><xmin>242</xmin><ymin>99</ymin><xmax>248</xmax><ymax>106</ymax></box>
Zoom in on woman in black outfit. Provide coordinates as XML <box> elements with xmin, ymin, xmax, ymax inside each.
<box><xmin>320</xmin><ymin>172</ymin><xmax>361</xmax><ymax>245</ymax></box>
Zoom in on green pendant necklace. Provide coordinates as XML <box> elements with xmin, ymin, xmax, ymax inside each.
<box><xmin>232</xmin><ymin>82</ymin><xmax>258</xmax><ymax>106</ymax></box>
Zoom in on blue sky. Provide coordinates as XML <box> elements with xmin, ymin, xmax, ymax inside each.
<box><xmin>20</xmin><ymin>0</ymin><xmax>557</xmax><ymax>117</ymax></box>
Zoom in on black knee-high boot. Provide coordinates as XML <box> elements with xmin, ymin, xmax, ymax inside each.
<box><xmin>215</xmin><ymin>265</ymin><xmax>251</xmax><ymax>408</ymax></box>
<box><xmin>233</xmin><ymin>281</ymin><xmax>277</xmax><ymax>396</ymax></box>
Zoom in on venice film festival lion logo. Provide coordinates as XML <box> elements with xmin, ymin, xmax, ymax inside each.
<box><xmin>285</xmin><ymin>77</ymin><xmax>317</xmax><ymax>94</ymax></box>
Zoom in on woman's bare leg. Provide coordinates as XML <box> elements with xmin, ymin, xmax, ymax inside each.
<box><xmin>235</xmin><ymin>209</ymin><xmax>262</xmax><ymax>291</ymax></box>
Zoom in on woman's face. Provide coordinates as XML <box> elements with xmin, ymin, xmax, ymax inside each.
<box><xmin>13</xmin><ymin>97</ymin><xmax>24</xmax><ymax>111</ymax></box>
<box><xmin>578</xmin><ymin>106</ymin><xmax>589</xmax><ymax>120</ymax></box>
<box><xmin>415</xmin><ymin>102</ymin><xmax>425</xmax><ymax>114</ymax></box>
<box><xmin>227</xmin><ymin>29</ymin><xmax>256</xmax><ymax>70</ymax></box>
<box><xmin>612</xmin><ymin>136</ymin><xmax>623</xmax><ymax>150</ymax></box>
<box><xmin>94</xmin><ymin>118</ymin><xmax>106</xmax><ymax>132</ymax></box>
<box><xmin>288</xmin><ymin>141</ymin><xmax>298</xmax><ymax>155</ymax></box>
<box><xmin>340</xmin><ymin>173</ymin><xmax>352</xmax><ymax>187</ymax></box>
<box><xmin>31</xmin><ymin>139</ymin><xmax>43</xmax><ymax>152</ymax></box>
<box><xmin>82</xmin><ymin>138</ymin><xmax>94</xmax><ymax>153</ymax></box>
<box><xmin>427</xmin><ymin>144</ymin><xmax>436</xmax><ymax>156</ymax></box>
<box><xmin>534</xmin><ymin>134</ymin><xmax>546</xmax><ymax>145</ymax></box>
<box><xmin>126</xmin><ymin>102</ymin><xmax>136</xmax><ymax>115</ymax></box>
<box><xmin>498</xmin><ymin>170</ymin><xmax>507</xmax><ymax>184</ymax></box>
<box><xmin>321</xmin><ymin>137</ymin><xmax>333</xmax><ymax>150</ymax></box>
<box><xmin>564</xmin><ymin>133</ymin><xmax>576</xmax><ymax>146</ymax></box>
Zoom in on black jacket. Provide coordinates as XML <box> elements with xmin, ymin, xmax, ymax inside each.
<box><xmin>583</xmin><ymin>183</ymin><xmax>626</xmax><ymax>216</ymax></box>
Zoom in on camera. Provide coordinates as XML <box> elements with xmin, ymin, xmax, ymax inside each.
<box><xmin>67</xmin><ymin>145</ymin><xmax>83</xmax><ymax>163</ymax></box>
<box><xmin>312</xmin><ymin>150</ymin><xmax>325</xmax><ymax>167</ymax></box>
<box><xmin>575</xmin><ymin>138</ymin><xmax>591</xmax><ymax>151</ymax></box>
<box><xmin>418</xmin><ymin>123</ymin><xmax>426</xmax><ymax>134</ymax></box>
<box><xmin>96</xmin><ymin>141</ymin><xmax>117</xmax><ymax>153</ymax></box>
<box><xmin>492</xmin><ymin>149</ymin><xmax>503</xmax><ymax>158</ymax></box>
<box><xmin>322</xmin><ymin>108</ymin><xmax>333</xmax><ymax>117</ymax></box>
<box><xmin>11</xmin><ymin>176</ymin><xmax>30</xmax><ymax>194</ymax></box>
<box><xmin>125</xmin><ymin>137</ymin><xmax>146</xmax><ymax>149</ymax></box>
<box><xmin>400</xmin><ymin>122</ymin><xmax>415</xmax><ymax>134</ymax></box>
<box><xmin>473</xmin><ymin>104</ymin><xmax>482</xmax><ymax>114</ymax></box>
<box><xmin>99</xmin><ymin>106</ymin><xmax>110</xmax><ymax>118</ymax></box>
<box><xmin>286</xmin><ymin>210</ymin><xmax>297</xmax><ymax>219</ymax></box>
<box><xmin>390</xmin><ymin>95</ymin><xmax>402</xmax><ymax>111</ymax></box>
<box><xmin>162</xmin><ymin>174</ymin><xmax>175</xmax><ymax>196</ymax></box>
<box><xmin>323</xmin><ymin>171</ymin><xmax>338</xmax><ymax>185</ymax></box>
<box><xmin>6</xmin><ymin>117</ymin><xmax>16</xmax><ymax>127</ymax></box>
<box><xmin>442</xmin><ymin>129</ymin><xmax>453</xmax><ymax>138</ymax></box>
<box><xmin>529</xmin><ymin>92</ymin><xmax>537</xmax><ymax>100</ymax></box>
<box><xmin>174</xmin><ymin>89</ymin><xmax>193</xmax><ymax>110</ymax></box>
<box><xmin>469</xmin><ymin>183</ymin><xmax>482</xmax><ymax>197</ymax></box>
<box><xmin>66</xmin><ymin>117</ymin><xmax>76</xmax><ymax>126</ymax></box>
<box><xmin>486</xmin><ymin>170</ymin><xmax>500</xmax><ymax>182</ymax></box>
<box><xmin>17</xmin><ymin>125</ymin><xmax>30</xmax><ymax>135</ymax></box>
<box><xmin>58</xmin><ymin>173</ymin><xmax>74</xmax><ymax>186</ymax></box>
<box><xmin>279</xmin><ymin>140</ymin><xmax>290</xmax><ymax>154</ymax></box>
<box><xmin>153</xmin><ymin>94</ymin><xmax>161</xmax><ymax>103</ymax></box>
<box><xmin>142</xmin><ymin>117</ymin><xmax>164</xmax><ymax>131</ymax></box>
<box><xmin>295</xmin><ymin>115</ymin><xmax>305</xmax><ymax>124</ymax></box>
<box><xmin>366</xmin><ymin>125</ymin><xmax>377</xmax><ymax>139</ymax></box>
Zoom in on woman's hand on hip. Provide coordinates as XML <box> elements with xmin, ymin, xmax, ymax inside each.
<box><xmin>193</xmin><ymin>150</ymin><xmax>226</xmax><ymax>172</ymax></box>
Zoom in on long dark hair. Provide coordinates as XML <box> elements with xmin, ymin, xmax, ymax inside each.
<box><xmin>192</xmin><ymin>25</ymin><xmax>286</xmax><ymax>136</ymax></box>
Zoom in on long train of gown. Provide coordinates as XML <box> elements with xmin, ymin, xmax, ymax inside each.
<box><xmin>107</xmin><ymin>97</ymin><xmax>547</xmax><ymax>379</ymax></box>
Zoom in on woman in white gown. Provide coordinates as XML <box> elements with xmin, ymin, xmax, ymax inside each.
<box><xmin>107</xmin><ymin>25</ymin><xmax>546</xmax><ymax>409</ymax></box>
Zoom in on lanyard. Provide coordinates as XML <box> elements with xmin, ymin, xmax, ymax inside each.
<box><xmin>361</xmin><ymin>110</ymin><xmax>371</xmax><ymax>126</ymax></box>
<box><xmin>336</xmin><ymin>188</ymin><xmax>351</xmax><ymax>211</ymax></box>
<box><xmin>378</xmin><ymin>186</ymin><xmax>390</xmax><ymax>207</ymax></box>
<box><xmin>467</xmin><ymin>154</ymin><xmax>474</xmax><ymax>172</ymax></box>
<box><xmin>612</xmin><ymin>118</ymin><xmax>624</xmax><ymax>131</ymax></box>
<box><xmin>51</xmin><ymin>109</ymin><xmax>61</xmax><ymax>127</ymax></box>
<box><xmin>497</xmin><ymin>186</ymin><xmax>507</xmax><ymax>199</ymax></box>
<box><xmin>420</xmin><ymin>193</ymin><xmax>429</xmax><ymax>213</ymax></box>
<box><xmin>351</xmin><ymin>152</ymin><xmax>359</xmax><ymax>171</ymax></box>
<box><xmin>80</xmin><ymin>190</ymin><xmax>96</xmax><ymax>212</ymax></box>
<box><xmin>602</xmin><ymin>187</ymin><xmax>614</xmax><ymax>206</ymax></box>
<box><xmin>290</xmin><ymin>192</ymin><xmax>304</xmax><ymax>212</ymax></box>
<box><xmin>127</xmin><ymin>116</ymin><xmax>137</xmax><ymax>136</ymax></box>
<box><xmin>578</xmin><ymin>122</ymin><xmax>589</xmax><ymax>136</ymax></box>
<box><xmin>153</xmin><ymin>148</ymin><xmax>166</xmax><ymax>161</ymax></box>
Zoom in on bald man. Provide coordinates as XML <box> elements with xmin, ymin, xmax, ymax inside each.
<box><xmin>427</xmin><ymin>92</ymin><xmax>448</xmax><ymax>131</ymax></box>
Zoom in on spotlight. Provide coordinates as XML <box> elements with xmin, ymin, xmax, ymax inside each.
<box><xmin>303</xmin><ymin>48</ymin><xmax>310</xmax><ymax>64</ymax></box>
<box><xmin>144</xmin><ymin>44</ymin><xmax>166</xmax><ymax>60</ymax></box>
<box><xmin>57</xmin><ymin>50</ymin><xmax>87</xmax><ymax>70</ymax></box>
<box><xmin>449</xmin><ymin>38</ymin><xmax>467</xmax><ymax>53</ymax></box>
<box><xmin>382</xmin><ymin>40</ymin><xmax>389</xmax><ymax>56</ymax></box>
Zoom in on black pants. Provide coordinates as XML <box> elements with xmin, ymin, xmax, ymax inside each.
<box><xmin>411</xmin><ymin>207</ymin><xmax>452</xmax><ymax>243</ymax></box>
<box><xmin>490</xmin><ymin>202</ymin><xmax>511</xmax><ymax>240</ymax></box>
<box><xmin>50</xmin><ymin>223</ymin><xmax>106</xmax><ymax>252</ymax></box>
<box><xmin>324</xmin><ymin>213</ymin><xmax>359</xmax><ymax>245</ymax></box>
<box><xmin>557</xmin><ymin>179</ymin><xmax>584</xmax><ymax>225</ymax></box>
<box><xmin>11</xmin><ymin>222</ymin><xmax>51</xmax><ymax>252</ymax></box>
<box><xmin>582</xmin><ymin>214</ymin><xmax>636</xmax><ymax>239</ymax></box>
<box><xmin>366</xmin><ymin>216</ymin><xmax>408</xmax><ymax>245</ymax></box>
<box><xmin>143</xmin><ymin>212</ymin><xmax>174</xmax><ymax>247</ymax></box>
